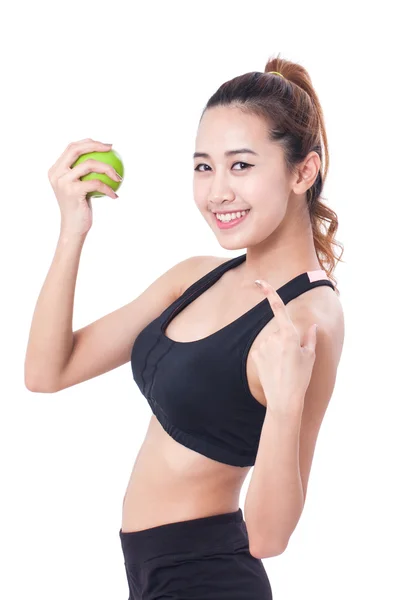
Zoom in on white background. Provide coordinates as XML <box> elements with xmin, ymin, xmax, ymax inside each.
<box><xmin>1</xmin><ymin>1</ymin><xmax>399</xmax><ymax>598</ymax></box>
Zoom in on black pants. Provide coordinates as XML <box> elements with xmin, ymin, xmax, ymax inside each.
<box><xmin>119</xmin><ymin>507</ymin><xmax>273</xmax><ymax>599</ymax></box>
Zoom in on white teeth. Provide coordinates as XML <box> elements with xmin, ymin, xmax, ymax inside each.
<box><xmin>216</xmin><ymin>210</ymin><xmax>249</xmax><ymax>222</ymax></box>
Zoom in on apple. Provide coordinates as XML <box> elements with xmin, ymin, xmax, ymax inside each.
<box><xmin>71</xmin><ymin>149</ymin><xmax>124</xmax><ymax>198</ymax></box>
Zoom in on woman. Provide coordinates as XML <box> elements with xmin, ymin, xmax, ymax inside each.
<box><xmin>25</xmin><ymin>55</ymin><xmax>345</xmax><ymax>599</ymax></box>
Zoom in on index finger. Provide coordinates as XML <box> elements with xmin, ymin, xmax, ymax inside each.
<box><xmin>51</xmin><ymin>139</ymin><xmax>113</xmax><ymax>175</ymax></box>
<box><xmin>256</xmin><ymin>279</ymin><xmax>297</xmax><ymax>333</ymax></box>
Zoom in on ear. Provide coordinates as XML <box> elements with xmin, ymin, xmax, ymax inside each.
<box><xmin>292</xmin><ymin>151</ymin><xmax>321</xmax><ymax>196</ymax></box>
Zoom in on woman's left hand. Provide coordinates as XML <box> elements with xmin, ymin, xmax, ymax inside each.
<box><xmin>250</xmin><ymin>279</ymin><xmax>319</xmax><ymax>417</ymax></box>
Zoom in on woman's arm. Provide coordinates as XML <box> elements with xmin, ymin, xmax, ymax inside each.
<box><xmin>244</xmin><ymin>287</ymin><xmax>344</xmax><ymax>559</ymax></box>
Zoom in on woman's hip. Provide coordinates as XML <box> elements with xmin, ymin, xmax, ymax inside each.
<box><xmin>119</xmin><ymin>508</ymin><xmax>273</xmax><ymax>599</ymax></box>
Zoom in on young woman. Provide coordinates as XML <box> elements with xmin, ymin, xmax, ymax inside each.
<box><xmin>25</xmin><ymin>55</ymin><xmax>345</xmax><ymax>599</ymax></box>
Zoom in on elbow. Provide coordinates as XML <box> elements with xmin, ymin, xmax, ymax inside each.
<box><xmin>247</xmin><ymin>517</ymin><xmax>290</xmax><ymax>559</ymax></box>
<box><xmin>24</xmin><ymin>360</ymin><xmax>59</xmax><ymax>393</ymax></box>
<box><xmin>24</xmin><ymin>377</ymin><xmax>59</xmax><ymax>394</ymax></box>
<box><xmin>249</xmin><ymin>537</ymin><xmax>289</xmax><ymax>559</ymax></box>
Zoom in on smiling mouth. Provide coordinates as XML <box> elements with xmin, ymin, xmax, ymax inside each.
<box><xmin>213</xmin><ymin>209</ymin><xmax>250</xmax><ymax>229</ymax></box>
<box><xmin>214</xmin><ymin>209</ymin><xmax>250</xmax><ymax>222</ymax></box>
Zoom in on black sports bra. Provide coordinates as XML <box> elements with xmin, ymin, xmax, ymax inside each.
<box><xmin>130</xmin><ymin>253</ymin><xmax>335</xmax><ymax>467</ymax></box>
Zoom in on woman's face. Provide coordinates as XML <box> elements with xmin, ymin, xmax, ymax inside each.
<box><xmin>193</xmin><ymin>105</ymin><xmax>295</xmax><ymax>250</ymax></box>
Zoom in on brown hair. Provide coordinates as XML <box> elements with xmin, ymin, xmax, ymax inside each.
<box><xmin>201</xmin><ymin>53</ymin><xmax>344</xmax><ymax>292</ymax></box>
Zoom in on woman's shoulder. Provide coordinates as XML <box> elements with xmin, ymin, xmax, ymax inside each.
<box><xmin>179</xmin><ymin>255</ymin><xmax>229</xmax><ymax>295</ymax></box>
<box><xmin>289</xmin><ymin>275</ymin><xmax>345</xmax><ymax>359</ymax></box>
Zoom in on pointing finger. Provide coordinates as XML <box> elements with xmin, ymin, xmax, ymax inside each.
<box><xmin>255</xmin><ymin>279</ymin><xmax>297</xmax><ymax>334</ymax></box>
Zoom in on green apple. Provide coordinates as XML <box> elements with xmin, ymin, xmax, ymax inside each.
<box><xmin>71</xmin><ymin>149</ymin><xmax>124</xmax><ymax>198</ymax></box>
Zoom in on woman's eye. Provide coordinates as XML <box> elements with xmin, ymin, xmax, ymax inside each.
<box><xmin>232</xmin><ymin>162</ymin><xmax>251</xmax><ymax>170</ymax></box>
<box><xmin>194</xmin><ymin>162</ymin><xmax>252</xmax><ymax>172</ymax></box>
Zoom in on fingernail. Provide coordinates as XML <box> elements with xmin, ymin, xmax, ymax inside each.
<box><xmin>254</xmin><ymin>280</ymin><xmax>263</xmax><ymax>288</ymax></box>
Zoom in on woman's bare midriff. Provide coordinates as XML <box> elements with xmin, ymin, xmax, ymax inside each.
<box><xmin>120</xmin><ymin>414</ymin><xmax>252</xmax><ymax>533</ymax></box>
<box><xmin>120</xmin><ymin>255</ymin><xmax>338</xmax><ymax>532</ymax></box>
<box><xmin>120</xmin><ymin>258</ymin><xmax>274</xmax><ymax>533</ymax></box>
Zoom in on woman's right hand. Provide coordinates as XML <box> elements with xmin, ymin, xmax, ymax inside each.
<box><xmin>48</xmin><ymin>138</ymin><xmax>122</xmax><ymax>237</ymax></box>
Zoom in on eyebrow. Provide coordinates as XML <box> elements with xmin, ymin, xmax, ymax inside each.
<box><xmin>193</xmin><ymin>148</ymin><xmax>259</xmax><ymax>159</ymax></box>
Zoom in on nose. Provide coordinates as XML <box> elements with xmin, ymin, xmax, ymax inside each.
<box><xmin>208</xmin><ymin>176</ymin><xmax>235</xmax><ymax>206</ymax></box>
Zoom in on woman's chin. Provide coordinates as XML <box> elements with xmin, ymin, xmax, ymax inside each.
<box><xmin>215</xmin><ymin>238</ymin><xmax>249</xmax><ymax>251</ymax></box>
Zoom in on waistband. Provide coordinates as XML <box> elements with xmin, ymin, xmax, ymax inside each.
<box><xmin>119</xmin><ymin>508</ymin><xmax>248</xmax><ymax>564</ymax></box>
